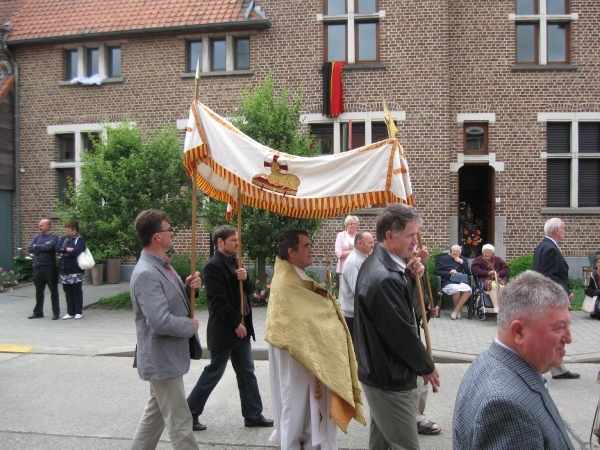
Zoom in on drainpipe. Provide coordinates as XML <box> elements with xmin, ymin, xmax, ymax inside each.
<box><xmin>2</xmin><ymin>26</ymin><xmax>21</xmax><ymax>258</ymax></box>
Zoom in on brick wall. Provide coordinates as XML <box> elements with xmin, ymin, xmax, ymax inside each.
<box><xmin>9</xmin><ymin>0</ymin><xmax>600</xmax><ymax>265</ymax></box>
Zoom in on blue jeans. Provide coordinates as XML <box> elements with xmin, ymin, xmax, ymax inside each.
<box><xmin>187</xmin><ymin>338</ymin><xmax>263</xmax><ymax>420</ymax></box>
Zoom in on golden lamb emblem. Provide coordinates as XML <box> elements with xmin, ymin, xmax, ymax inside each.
<box><xmin>252</xmin><ymin>155</ymin><xmax>300</xmax><ymax>195</ymax></box>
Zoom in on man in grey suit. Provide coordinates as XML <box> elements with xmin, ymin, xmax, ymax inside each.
<box><xmin>453</xmin><ymin>271</ymin><xmax>575</xmax><ymax>450</ymax></box>
<box><xmin>533</xmin><ymin>217</ymin><xmax>579</xmax><ymax>379</ymax></box>
<box><xmin>130</xmin><ymin>209</ymin><xmax>202</xmax><ymax>450</ymax></box>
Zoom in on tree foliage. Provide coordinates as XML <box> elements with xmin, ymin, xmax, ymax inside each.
<box><xmin>202</xmin><ymin>74</ymin><xmax>322</xmax><ymax>279</ymax></box>
<box><xmin>58</xmin><ymin>122</ymin><xmax>193</xmax><ymax>260</ymax></box>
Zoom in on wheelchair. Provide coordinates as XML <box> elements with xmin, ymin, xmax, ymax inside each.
<box><xmin>472</xmin><ymin>275</ymin><xmax>498</xmax><ymax>321</ymax></box>
<box><xmin>434</xmin><ymin>251</ymin><xmax>477</xmax><ymax>320</ymax></box>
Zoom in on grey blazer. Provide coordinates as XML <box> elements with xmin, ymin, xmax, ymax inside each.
<box><xmin>453</xmin><ymin>341</ymin><xmax>574</xmax><ymax>450</ymax></box>
<box><xmin>130</xmin><ymin>250</ymin><xmax>196</xmax><ymax>381</ymax></box>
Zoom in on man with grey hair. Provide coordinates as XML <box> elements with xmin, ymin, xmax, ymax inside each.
<box><xmin>339</xmin><ymin>230</ymin><xmax>375</xmax><ymax>340</ymax></box>
<box><xmin>533</xmin><ymin>217</ymin><xmax>579</xmax><ymax>379</ymax></box>
<box><xmin>355</xmin><ymin>204</ymin><xmax>439</xmax><ymax>450</ymax></box>
<box><xmin>453</xmin><ymin>271</ymin><xmax>574</xmax><ymax>450</ymax></box>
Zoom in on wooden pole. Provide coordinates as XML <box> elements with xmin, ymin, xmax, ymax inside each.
<box><xmin>418</xmin><ymin>232</ymin><xmax>436</xmax><ymax>312</ymax></box>
<box><xmin>237</xmin><ymin>190</ymin><xmax>244</xmax><ymax>324</ymax></box>
<box><xmin>413</xmin><ymin>265</ymin><xmax>433</xmax><ymax>358</ymax></box>
<box><xmin>189</xmin><ymin>166</ymin><xmax>198</xmax><ymax>319</ymax></box>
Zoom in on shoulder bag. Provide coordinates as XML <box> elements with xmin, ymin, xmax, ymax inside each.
<box><xmin>75</xmin><ymin>237</ymin><xmax>96</xmax><ymax>270</ymax></box>
<box><xmin>450</xmin><ymin>273</ymin><xmax>469</xmax><ymax>284</ymax></box>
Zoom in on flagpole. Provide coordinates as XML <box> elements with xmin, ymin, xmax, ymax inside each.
<box><xmin>237</xmin><ymin>190</ymin><xmax>245</xmax><ymax>325</ymax></box>
<box><xmin>189</xmin><ymin>60</ymin><xmax>201</xmax><ymax>320</ymax></box>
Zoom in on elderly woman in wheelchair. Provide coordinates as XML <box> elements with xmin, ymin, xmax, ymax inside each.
<box><xmin>434</xmin><ymin>245</ymin><xmax>472</xmax><ymax>320</ymax></box>
<box><xmin>470</xmin><ymin>244</ymin><xmax>509</xmax><ymax>313</ymax></box>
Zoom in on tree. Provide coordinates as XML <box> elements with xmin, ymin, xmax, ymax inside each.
<box><xmin>202</xmin><ymin>74</ymin><xmax>322</xmax><ymax>281</ymax></box>
<box><xmin>58</xmin><ymin>122</ymin><xmax>193</xmax><ymax>260</ymax></box>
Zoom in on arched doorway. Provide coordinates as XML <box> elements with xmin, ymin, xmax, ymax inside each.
<box><xmin>458</xmin><ymin>165</ymin><xmax>494</xmax><ymax>258</ymax></box>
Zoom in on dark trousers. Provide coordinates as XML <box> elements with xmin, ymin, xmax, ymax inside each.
<box><xmin>33</xmin><ymin>265</ymin><xmax>60</xmax><ymax>317</ymax></box>
<box><xmin>62</xmin><ymin>282</ymin><xmax>83</xmax><ymax>316</ymax></box>
<box><xmin>344</xmin><ymin>316</ymin><xmax>354</xmax><ymax>343</ymax></box>
<box><xmin>187</xmin><ymin>337</ymin><xmax>263</xmax><ymax>420</ymax></box>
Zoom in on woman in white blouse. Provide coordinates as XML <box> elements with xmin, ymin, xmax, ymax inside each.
<box><xmin>335</xmin><ymin>215</ymin><xmax>359</xmax><ymax>274</ymax></box>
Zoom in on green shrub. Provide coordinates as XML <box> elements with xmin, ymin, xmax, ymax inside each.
<box><xmin>0</xmin><ymin>267</ymin><xmax>20</xmax><ymax>292</ymax></box>
<box><xmin>98</xmin><ymin>291</ymin><xmax>132</xmax><ymax>309</ymax></box>
<box><xmin>425</xmin><ymin>249</ymin><xmax>443</xmax><ymax>294</ymax></box>
<box><xmin>507</xmin><ymin>253</ymin><xmax>533</xmax><ymax>279</ymax></box>
<box><xmin>14</xmin><ymin>255</ymin><xmax>34</xmax><ymax>283</ymax></box>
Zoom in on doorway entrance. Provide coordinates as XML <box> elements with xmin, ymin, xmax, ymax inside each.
<box><xmin>458</xmin><ymin>165</ymin><xmax>494</xmax><ymax>258</ymax></box>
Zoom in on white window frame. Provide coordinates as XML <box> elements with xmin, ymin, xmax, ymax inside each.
<box><xmin>184</xmin><ymin>34</ymin><xmax>252</xmax><ymax>74</ymax></box>
<box><xmin>48</xmin><ymin>123</ymin><xmax>120</xmax><ymax>184</ymax></box>
<box><xmin>509</xmin><ymin>1</ymin><xmax>577</xmax><ymax>65</ymax></box>
<box><xmin>317</xmin><ymin>2</ymin><xmax>385</xmax><ymax>64</ymax></box>
<box><xmin>60</xmin><ymin>42</ymin><xmax>123</xmax><ymax>82</ymax></box>
<box><xmin>538</xmin><ymin>112</ymin><xmax>600</xmax><ymax>210</ymax></box>
<box><xmin>302</xmin><ymin>110</ymin><xmax>404</xmax><ymax>154</ymax></box>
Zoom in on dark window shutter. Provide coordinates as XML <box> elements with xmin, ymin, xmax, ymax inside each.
<box><xmin>547</xmin><ymin>122</ymin><xmax>570</xmax><ymax>153</ymax></box>
<box><xmin>578</xmin><ymin>123</ymin><xmax>600</xmax><ymax>153</ymax></box>
<box><xmin>547</xmin><ymin>159</ymin><xmax>570</xmax><ymax>207</ymax></box>
<box><xmin>578</xmin><ymin>159</ymin><xmax>600</xmax><ymax>207</ymax></box>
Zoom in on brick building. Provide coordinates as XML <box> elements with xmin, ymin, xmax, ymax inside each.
<box><xmin>1</xmin><ymin>0</ymin><xmax>599</xmax><ymax>272</ymax></box>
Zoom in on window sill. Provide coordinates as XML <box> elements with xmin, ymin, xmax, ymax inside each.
<box><xmin>344</xmin><ymin>63</ymin><xmax>386</xmax><ymax>71</ymax></box>
<box><xmin>58</xmin><ymin>77</ymin><xmax>124</xmax><ymax>86</ymax></box>
<box><xmin>180</xmin><ymin>70</ymin><xmax>255</xmax><ymax>78</ymax></box>
<box><xmin>541</xmin><ymin>207</ymin><xmax>600</xmax><ymax>215</ymax></box>
<box><xmin>511</xmin><ymin>64</ymin><xmax>577</xmax><ymax>71</ymax></box>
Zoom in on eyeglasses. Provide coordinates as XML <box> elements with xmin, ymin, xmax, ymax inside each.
<box><xmin>158</xmin><ymin>228</ymin><xmax>174</xmax><ymax>234</ymax></box>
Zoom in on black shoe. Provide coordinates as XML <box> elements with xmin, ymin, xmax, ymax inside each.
<box><xmin>52</xmin><ymin>315</ymin><xmax>59</xmax><ymax>320</ymax></box>
<box><xmin>192</xmin><ymin>415</ymin><xmax>207</xmax><ymax>431</ymax></box>
<box><xmin>552</xmin><ymin>371</ymin><xmax>580</xmax><ymax>379</ymax></box>
<box><xmin>244</xmin><ymin>415</ymin><xmax>274</xmax><ymax>428</ymax></box>
<box><xmin>28</xmin><ymin>314</ymin><xmax>43</xmax><ymax>319</ymax></box>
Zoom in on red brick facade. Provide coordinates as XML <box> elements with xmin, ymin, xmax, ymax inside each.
<box><xmin>3</xmin><ymin>0</ymin><xmax>600</xmax><ymax>266</ymax></box>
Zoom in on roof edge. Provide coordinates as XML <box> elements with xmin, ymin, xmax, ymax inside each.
<box><xmin>6</xmin><ymin>19</ymin><xmax>272</xmax><ymax>46</ymax></box>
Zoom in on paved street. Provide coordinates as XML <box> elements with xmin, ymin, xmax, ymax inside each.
<box><xmin>1</xmin><ymin>282</ymin><xmax>600</xmax><ymax>449</ymax></box>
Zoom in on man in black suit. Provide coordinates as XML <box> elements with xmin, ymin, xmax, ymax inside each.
<box><xmin>187</xmin><ymin>225</ymin><xmax>273</xmax><ymax>430</ymax></box>
<box><xmin>533</xmin><ymin>217</ymin><xmax>579</xmax><ymax>380</ymax></box>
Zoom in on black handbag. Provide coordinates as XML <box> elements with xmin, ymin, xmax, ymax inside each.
<box><xmin>450</xmin><ymin>273</ymin><xmax>469</xmax><ymax>284</ymax></box>
<box><xmin>189</xmin><ymin>333</ymin><xmax>203</xmax><ymax>360</ymax></box>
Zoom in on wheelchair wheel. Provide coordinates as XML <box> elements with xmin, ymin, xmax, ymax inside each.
<box><xmin>476</xmin><ymin>308</ymin><xmax>486</xmax><ymax>321</ymax></box>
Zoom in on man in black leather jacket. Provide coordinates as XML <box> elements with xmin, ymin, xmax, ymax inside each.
<box><xmin>354</xmin><ymin>204</ymin><xmax>440</xmax><ymax>450</ymax></box>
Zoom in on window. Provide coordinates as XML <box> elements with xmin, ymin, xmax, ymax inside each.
<box><xmin>514</xmin><ymin>0</ymin><xmax>573</xmax><ymax>65</ymax></box>
<box><xmin>307</xmin><ymin>110</ymin><xmax>404</xmax><ymax>154</ymax></box>
<box><xmin>234</xmin><ymin>38</ymin><xmax>250</xmax><ymax>70</ymax></box>
<box><xmin>65</xmin><ymin>50</ymin><xmax>78</xmax><ymax>80</ymax></box>
<box><xmin>63</xmin><ymin>44</ymin><xmax>122</xmax><ymax>81</ymax></box>
<box><xmin>211</xmin><ymin>39</ymin><xmax>226</xmax><ymax>71</ymax></box>
<box><xmin>545</xmin><ymin>121</ymin><xmax>600</xmax><ymax>208</ymax></box>
<box><xmin>107</xmin><ymin>47</ymin><xmax>121</xmax><ymax>77</ymax></box>
<box><xmin>58</xmin><ymin>134</ymin><xmax>76</xmax><ymax>203</ymax></box>
<box><xmin>188</xmin><ymin>41</ymin><xmax>202</xmax><ymax>73</ymax></box>
<box><xmin>322</xmin><ymin>0</ymin><xmax>381</xmax><ymax>63</ymax></box>
<box><xmin>464</xmin><ymin>123</ymin><xmax>488</xmax><ymax>154</ymax></box>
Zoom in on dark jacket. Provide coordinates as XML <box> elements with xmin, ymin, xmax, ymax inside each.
<box><xmin>354</xmin><ymin>244</ymin><xmax>435</xmax><ymax>392</ymax></box>
<box><xmin>28</xmin><ymin>232</ymin><xmax>58</xmax><ymax>268</ymax></box>
<box><xmin>55</xmin><ymin>234</ymin><xmax>86</xmax><ymax>275</ymax></box>
<box><xmin>585</xmin><ymin>272</ymin><xmax>600</xmax><ymax>298</ymax></box>
<box><xmin>434</xmin><ymin>253</ymin><xmax>471</xmax><ymax>289</ymax></box>
<box><xmin>203</xmin><ymin>252</ymin><xmax>255</xmax><ymax>352</ymax></box>
<box><xmin>533</xmin><ymin>237</ymin><xmax>570</xmax><ymax>295</ymax></box>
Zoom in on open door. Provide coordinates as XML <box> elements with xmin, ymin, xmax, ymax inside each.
<box><xmin>458</xmin><ymin>165</ymin><xmax>495</xmax><ymax>258</ymax></box>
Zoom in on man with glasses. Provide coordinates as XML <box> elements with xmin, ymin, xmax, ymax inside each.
<box><xmin>533</xmin><ymin>217</ymin><xmax>579</xmax><ymax>380</ymax></box>
<box><xmin>187</xmin><ymin>225</ymin><xmax>273</xmax><ymax>431</ymax></box>
<box><xmin>130</xmin><ymin>209</ymin><xmax>201</xmax><ymax>450</ymax></box>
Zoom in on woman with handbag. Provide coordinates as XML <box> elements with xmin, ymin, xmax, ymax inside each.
<box><xmin>585</xmin><ymin>255</ymin><xmax>600</xmax><ymax>319</ymax></box>
<box><xmin>470</xmin><ymin>244</ymin><xmax>509</xmax><ymax>313</ymax></box>
<box><xmin>55</xmin><ymin>219</ymin><xmax>87</xmax><ymax>320</ymax></box>
<box><xmin>434</xmin><ymin>245</ymin><xmax>472</xmax><ymax>320</ymax></box>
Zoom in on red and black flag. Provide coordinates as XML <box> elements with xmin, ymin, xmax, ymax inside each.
<box><xmin>322</xmin><ymin>62</ymin><xmax>345</xmax><ymax>117</ymax></box>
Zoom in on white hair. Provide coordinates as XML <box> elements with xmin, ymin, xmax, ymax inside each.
<box><xmin>544</xmin><ymin>218</ymin><xmax>563</xmax><ymax>236</ymax></box>
<box><xmin>451</xmin><ymin>244</ymin><xmax>462</xmax><ymax>252</ymax></box>
<box><xmin>344</xmin><ymin>215</ymin><xmax>359</xmax><ymax>227</ymax></box>
<box><xmin>482</xmin><ymin>244</ymin><xmax>495</xmax><ymax>253</ymax></box>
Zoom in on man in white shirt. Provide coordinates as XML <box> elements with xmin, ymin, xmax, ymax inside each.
<box><xmin>339</xmin><ymin>231</ymin><xmax>375</xmax><ymax>341</ymax></box>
